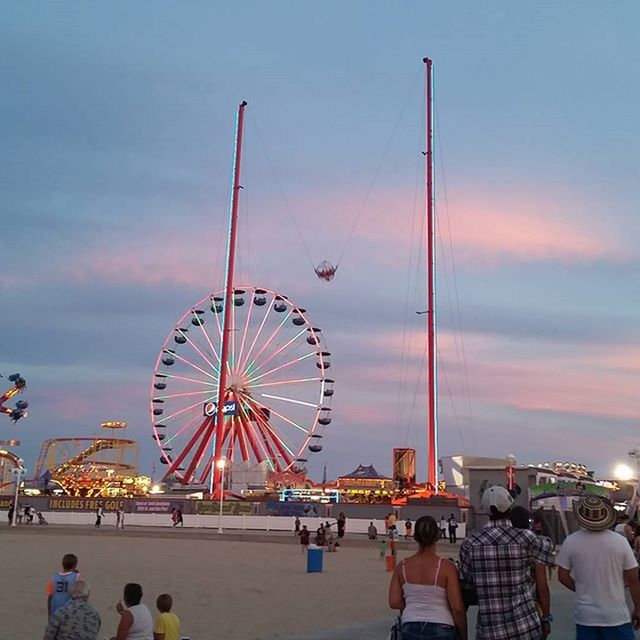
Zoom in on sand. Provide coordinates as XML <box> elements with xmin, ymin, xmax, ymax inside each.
<box><xmin>1</xmin><ymin>527</ymin><xmax>400</xmax><ymax>640</ymax></box>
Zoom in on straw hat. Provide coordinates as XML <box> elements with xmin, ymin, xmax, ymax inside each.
<box><xmin>574</xmin><ymin>495</ymin><xmax>616</xmax><ymax>531</ymax></box>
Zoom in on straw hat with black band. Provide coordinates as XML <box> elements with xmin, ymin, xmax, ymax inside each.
<box><xmin>573</xmin><ymin>495</ymin><xmax>617</xmax><ymax>531</ymax></box>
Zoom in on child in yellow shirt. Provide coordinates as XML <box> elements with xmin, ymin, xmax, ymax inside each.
<box><xmin>154</xmin><ymin>593</ymin><xmax>180</xmax><ymax>640</ymax></box>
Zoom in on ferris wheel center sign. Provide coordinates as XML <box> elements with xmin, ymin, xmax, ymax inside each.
<box><xmin>203</xmin><ymin>401</ymin><xmax>238</xmax><ymax>418</ymax></box>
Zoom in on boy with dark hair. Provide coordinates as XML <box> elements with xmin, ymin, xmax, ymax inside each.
<box><xmin>154</xmin><ymin>593</ymin><xmax>181</xmax><ymax>640</ymax></box>
<box><xmin>46</xmin><ymin>553</ymin><xmax>80</xmax><ymax>617</ymax></box>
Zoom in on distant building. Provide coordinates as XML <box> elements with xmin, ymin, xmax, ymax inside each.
<box><xmin>337</xmin><ymin>464</ymin><xmax>394</xmax><ymax>502</ymax></box>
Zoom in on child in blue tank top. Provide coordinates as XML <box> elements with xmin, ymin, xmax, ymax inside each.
<box><xmin>46</xmin><ymin>553</ymin><xmax>80</xmax><ymax>617</ymax></box>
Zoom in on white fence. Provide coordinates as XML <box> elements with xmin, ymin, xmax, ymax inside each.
<box><xmin>35</xmin><ymin>511</ymin><xmax>465</xmax><ymax>537</ymax></box>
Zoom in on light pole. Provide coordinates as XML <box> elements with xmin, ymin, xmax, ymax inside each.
<box><xmin>10</xmin><ymin>460</ymin><xmax>26</xmax><ymax>527</ymax></box>
<box><xmin>217</xmin><ymin>457</ymin><xmax>227</xmax><ymax>534</ymax></box>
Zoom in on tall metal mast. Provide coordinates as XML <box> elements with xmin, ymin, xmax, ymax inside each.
<box><xmin>212</xmin><ymin>100</ymin><xmax>248</xmax><ymax>497</ymax></box>
<box><xmin>176</xmin><ymin>101</ymin><xmax>247</xmax><ymax>492</ymax></box>
<box><xmin>423</xmin><ymin>58</ymin><xmax>438</xmax><ymax>492</ymax></box>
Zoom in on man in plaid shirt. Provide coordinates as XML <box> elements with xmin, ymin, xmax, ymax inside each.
<box><xmin>460</xmin><ymin>486</ymin><xmax>555</xmax><ymax>640</ymax></box>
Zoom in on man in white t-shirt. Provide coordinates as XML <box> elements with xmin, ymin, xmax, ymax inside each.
<box><xmin>557</xmin><ymin>496</ymin><xmax>640</xmax><ymax>640</ymax></box>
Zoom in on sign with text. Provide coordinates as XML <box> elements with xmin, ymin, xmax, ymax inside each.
<box><xmin>133</xmin><ymin>500</ymin><xmax>176</xmax><ymax>513</ymax></box>
<box><xmin>203</xmin><ymin>401</ymin><xmax>238</xmax><ymax>418</ymax></box>
<box><xmin>194</xmin><ymin>501</ymin><xmax>252</xmax><ymax>516</ymax></box>
<box><xmin>47</xmin><ymin>498</ymin><xmax>125</xmax><ymax>511</ymax></box>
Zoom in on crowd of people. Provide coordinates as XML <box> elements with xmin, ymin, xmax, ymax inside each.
<box><xmin>43</xmin><ymin>553</ymin><xmax>184</xmax><ymax>640</ymax></box>
<box><xmin>388</xmin><ymin>487</ymin><xmax>640</xmax><ymax>640</ymax></box>
<box><xmin>7</xmin><ymin>502</ymin><xmax>48</xmax><ymax>525</ymax></box>
<box><xmin>295</xmin><ymin>512</ymin><xmax>346</xmax><ymax>552</ymax></box>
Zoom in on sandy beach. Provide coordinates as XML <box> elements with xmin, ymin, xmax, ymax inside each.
<box><xmin>1</xmin><ymin>526</ymin><xmax>403</xmax><ymax>639</ymax></box>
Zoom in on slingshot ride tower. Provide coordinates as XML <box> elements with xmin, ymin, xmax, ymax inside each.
<box><xmin>150</xmin><ymin>102</ymin><xmax>335</xmax><ymax>494</ymax></box>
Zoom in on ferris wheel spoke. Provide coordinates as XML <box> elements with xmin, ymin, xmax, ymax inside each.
<box><xmin>237</xmin><ymin>397</ymin><xmax>276</xmax><ymax>470</ymax></box>
<box><xmin>242</xmin><ymin>398</ymin><xmax>311</xmax><ymax>436</ymax></box>
<box><xmin>155</xmin><ymin>389</ymin><xmax>218</xmax><ymax>401</ymax></box>
<box><xmin>252</xmin><ymin>407</ymin><xmax>294</xmax><ymax>467</ymax></box>
<box><xmin>250</xmin><ymin>376</ymin><xmax>322</xmax><ymax>389</ymax></box>
<box><xmin>179</xmin><ymin>328</ymin><xmax>219</xmax><ymax>375</ymax></box>
<box><xmin>252</xmin><ymin>417</ymin><xmax>282</xmax><ymax>472</ymax></box>
<box><xmin>164</xmin><ymin>413</ymin><xmax>204</xmax><ymax>446</ymax></box>
<box><xmin>253</xmin><ymin>377</ymin><xmax>323</xmax><ymax>391</ymax></box>
<box><xmin>260</xmin><ymin>393</ymin><xmax>319</xmax><ymax>409</ymax></box>
<box><xmin>237</xmin><ymin>292</ymin><xmax>273</xmax><ymax>373</ymax></box>
<box><xmin>164</xmin><ymin>415</ymin><xmax>211</xmax><ymax>480</ymax></box>
<box><xmin>247</xmin><ymin>351</ymin><xmax>317</xmax><ymax>384</ymax></box>
<box><xmin>163</xmin><ymin>373</ymin><xmax>217</xmax><ymax>387</ymax></box>
<box><xmin>235</xmin><ymin>294</ymin><xmax>255</xmax><ymax>374</ymax></box>
<box><xmin>241</xmin><ymin>392</ymin><xmax>311</xmax><ymax>436</ymax></box>
<box><xmin>236</xmin><ymin>415</ymin><xmax>250</xmax><ymax>461</ymax></box>
<box><xmin>172</xmin><ymin>351</ymin><xmax>218</xmax><ymax>382</ymax></box>
<box><xmin>244</xmin><ymin>309</ymin><xmax>293</xmax><ymax>377</ymax></box>
<box><xmin>162</xmin><ymin>397</ymin><xmax>211</xmax><ymax>423</ymax></box>
<box><xmin>248</xmin><ymin>327</ymin><xmax>308</xmax><ymax>378</ymax></box>
<box><xmin>191</xmin><ymin>313</ymin><xmax>221</xmax><ymax>365</ymax></box>
<box><xmin>237</xmin><ymin>411</ymin><xmax>263</xmax><ymax>464</ymax></box>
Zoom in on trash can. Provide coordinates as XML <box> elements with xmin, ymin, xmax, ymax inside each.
<box><xmin>307</xmin><ymin>547</ymin><xmax>323</xmax><ymax>573</ymax></box>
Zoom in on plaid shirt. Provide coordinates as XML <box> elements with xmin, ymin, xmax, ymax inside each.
<box><xmin>459</xmin><ymin>519</ymin><xmax>555</xmax><ymax>640</ymax></box>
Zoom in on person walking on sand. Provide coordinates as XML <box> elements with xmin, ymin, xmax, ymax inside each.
<box><xmin>116</xmin><ymin>507</ymin><xmax>125</xmax><ymax>530</ymax></box>
<box><xmin>294</xmin><ymin>516</ymin><xmax>300</xmax><ymax>536</ymax></box>
<box><xmin>44</xmin><ymin>579</ymin><xmax>101</xmax><ymax>640</ymax></box>
<box><xmin>95</xmin><ymin>503</ymin><xmax>104</xmax><ymax>528</ymax></box>
<box><xmin>448</xmin><ymin>514</ymin><xmax>459</xmax><ymax>544</ymax></box>
<box><xmin>47</xmin><ymin>554</ymin><xmax>81</xmax><ymax>618</ymax></box>
<box><xmin>299</xmin><ymin>524</ymin><xmax>310</xmax><ymax>552</ymax></box>
<box><xmin>459</xmin><ymin>486</ymin><xmax>555</xmax><ymax>640</ymax></box>
<box><xmin>176</xmin><ymin>508</ymin><xmax>184</xmax><ymax>527</ymax></box>
<box><xmin>389</xmin><ymin>515</ymin><xmax>468</xmax><ymax>640</ymax></box>
<box><xmin>8</xmin><ymin>504</ymin><xmax>14</xmax><ymax>525</ymax></box>
<box><xmin>558</xmin><ymin>495</ymin><xmax>640</xmax><ymax>640</ymax></box>
<box><xmin>153</xmin><ymin>593</ymin><xmax>180</xmax><ymax>640</ymax></box>
<box><xmin>112</xmin><ymin>583</ymin><xmax>153</xmax><ymax>640</ymax></box>
<box><xmin>439</xmin><ymin>516</ymin><xmax>447</xmax><ymax>540</ymax></box>
<box><xmin>337</xmin><ymin>512</ymin><xmax>346</xmax><ymax>538</ymax></box>
<box><xmin>368</xmin><ymin>521</ymin><xmax>378</xmax><ymax>540</ymax></box>
<box><xmin>405</xmin><ymin>518</ymin><xmax>413</xmax><ymax>540</ymax></box>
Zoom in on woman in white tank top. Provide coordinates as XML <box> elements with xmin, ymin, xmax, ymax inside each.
<box><xmin>389</xmin><ymin>515</ymin><xmax>467</xmax><ymax>640</ymax></box>
<box><xmin>113</xmin><ymin>583</ymin><xmax>154</xmax><ymax>640</ymax></box>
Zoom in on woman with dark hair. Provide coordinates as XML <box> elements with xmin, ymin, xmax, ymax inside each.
<box><xmin>389</xmin><ymin>515</ymin><xmax>467</xmax><ymax>640</ymax></box>
<box><xmin>112</xmin><ymin>583</ymin><xmax>153</xmax><ymax>640</ymax></box>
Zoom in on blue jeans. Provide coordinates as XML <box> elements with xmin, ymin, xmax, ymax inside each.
<box><xmin>401</xmin><ymin>621</ymin><xmax>457</xmax><ymax>639</ymax></box>
<box><xmin>576</xmin><ymin>624</ymin><xmax>635</xmax><ymax>640</ymax></box>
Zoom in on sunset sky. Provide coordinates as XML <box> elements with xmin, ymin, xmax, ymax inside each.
<box><xmin>2</xmin><ymin>2</ymin><xmax>639</xmax><ymax>482</ymax></box>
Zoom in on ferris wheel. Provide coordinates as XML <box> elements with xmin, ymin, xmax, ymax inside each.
<box><xmin>150</xmin><ymin>286</ymin><xmax>334</xmax><ymax>485</ymax></box>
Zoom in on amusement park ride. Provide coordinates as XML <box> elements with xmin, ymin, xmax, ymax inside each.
<box><xmin>149</xmin><ymin>56</ymin><xmax>453</xmax><ymax>505</ymax></box>
<box><xmin>33</xmin><ymin>422</ymin><xmax>151</xmax><ymax>497</ymax></box>
<box><xmin>0</xmin><ymin>373</ymin><xmax>28</xmax><ymax>490</ymax></box>
<box><xmin>3</xmin><ymin>58</ymin><xmax>462</xmax><ymax>505</ymax></box>
<box><xmin>151</xmin><ymin>101</ymin><xmax>335</xmax><ymax>495</ymax></box>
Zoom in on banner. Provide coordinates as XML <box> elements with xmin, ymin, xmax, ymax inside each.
<box><xmin>529</xmin><ymin>481</ymin><xmax>610</xmax><ymax>501</ymax></box>
<box><xmin>47</xmin><ymin>498</ymin><xmax>125</xmax><ymax>511</ymax></box>
<box><xmin>194</xmin><ymin>501</ymin><xmax>252</xmax><ymax>515</ymax></box>
<box><xmin>133</xmin><ymin>500</ymin><xmax>177</xmax><ymax>513</ymax></box>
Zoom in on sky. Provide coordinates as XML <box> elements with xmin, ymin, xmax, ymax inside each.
<box><xmin>1</xmin><ymin>1</ymin><xmax>640</xmax><ymax>483</ymax></box>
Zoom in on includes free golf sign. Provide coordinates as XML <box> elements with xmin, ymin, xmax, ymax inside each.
<box><xmin>203</xmin><ymin>400</ymin><xmax>238</xmax><ymax>418</ymax></box>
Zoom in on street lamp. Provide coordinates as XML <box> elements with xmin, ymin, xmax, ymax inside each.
<box><xmin>217</xmin><ymin>457</ymin><xmax>227</xmax><ymax>534</ymax></box>
<box><xmin>10</xmin><ymin>460</ymin><xmax>26</xmax><ymax>527</ymax></box>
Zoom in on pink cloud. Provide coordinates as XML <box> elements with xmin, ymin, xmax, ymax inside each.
<box><xmin>342</xmin><ymin>328</ymin><xmax>640</xmax><ymax>422</ymax></box>
<box><xmin>287</xmin><ymin>185</ymin><xmax>631</xmax><ymax>268</ymax></box>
